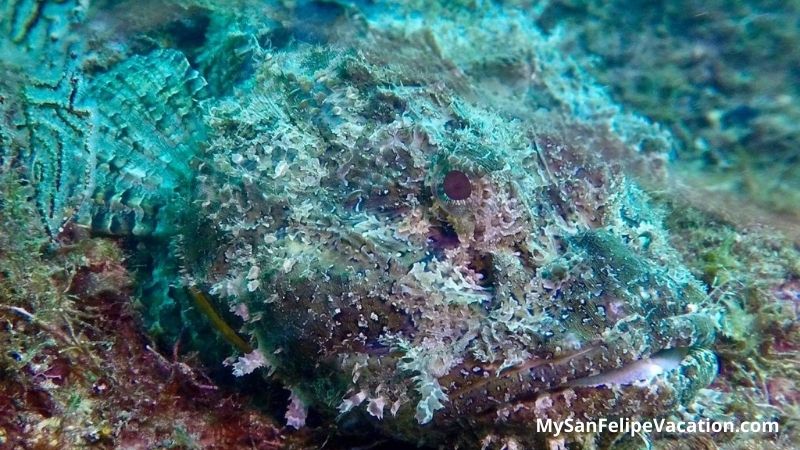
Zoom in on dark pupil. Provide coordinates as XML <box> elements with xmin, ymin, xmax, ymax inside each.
<box><xmin>443</xmin><ymin>170</ymin><xmax>472</xmax><ymax>200</ymax></box>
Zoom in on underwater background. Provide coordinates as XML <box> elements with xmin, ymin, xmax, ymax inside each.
<box><xmin>1</xmin><ymin>1</ymin><xmax>798</xmax><ymax>449</ymax></box>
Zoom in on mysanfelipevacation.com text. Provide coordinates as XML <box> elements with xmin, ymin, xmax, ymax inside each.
<box><xmin>537</xmin><ymin>417</ymin><xmax>779</xmax><ymax>437</ymax></box>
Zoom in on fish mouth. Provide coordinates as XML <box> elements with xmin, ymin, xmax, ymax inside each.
<box><xmin>493</xmin><ymin>346</ymin><xmax>718</xmax><ymax>425</ymax></box>
<box><xmin>442</xmin><ymin>344</ymin><xmax>718</xmax><ymax>424</ymax></box>
<box><xmin>566</xmin><ymin>347</ymin><xmax>691</xmax><ymax>388</ymax></box>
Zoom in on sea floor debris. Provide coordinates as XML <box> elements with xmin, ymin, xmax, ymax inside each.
<box><xmin>0</xmin><ymin>171</ymin><xmax>289</xmax><ymax>449</ymax></box>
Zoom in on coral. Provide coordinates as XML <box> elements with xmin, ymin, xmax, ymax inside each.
<box><xmin>0</xmin><ymin>0</ymin><xmax>84</xmax><ymax>63</ymax></box>
<box><xmin>0</xmin><ymin>0</ymin><xmax>94</xmax><ymax>237</ymax></box>
<box><xmin>16</xmin><ymin>65</ymin><xmax>96</xmax><ymax>239</ymax></box>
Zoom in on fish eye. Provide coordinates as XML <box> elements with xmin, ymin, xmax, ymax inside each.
<box><xmin>443</xmin><ymin>170</ymin><xmax>472</xmax><ymax>201</ymax></box>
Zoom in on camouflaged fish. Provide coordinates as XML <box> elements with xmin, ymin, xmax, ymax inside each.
<box><xmin>0</xmin><ymin>1</ymin><xmax>723</xmax><ymax>448</ymax></box>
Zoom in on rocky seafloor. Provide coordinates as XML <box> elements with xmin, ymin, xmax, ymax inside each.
<box><xmin>0</xmin><ymin>1</ymin><xmax>798</xmax><ymax>449</ymax></box>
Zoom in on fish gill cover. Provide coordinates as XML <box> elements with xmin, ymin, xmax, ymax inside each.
<box><xmin>0</xmin><ymin>1</ymin><xmax>798</xmax><ymax>449</ymax></box>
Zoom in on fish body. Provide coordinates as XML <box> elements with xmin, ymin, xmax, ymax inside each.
<box><xmin>0</xmin><ymin>1</ymin><xmax>721</xmax><ymax>447</ymax></box>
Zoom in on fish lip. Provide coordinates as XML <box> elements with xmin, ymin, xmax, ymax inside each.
<box><xmin>479</xmin><ymin>346</ymin><xmax>720</xmax><ymax>425</ymax></box>
<box><xmin>563</xmin><ymin>347</ymin><xmax>690</xmax><ymax>388</ymax></box>
<box><xmin>504</xmin><ymin>345</ymin><xmax>697</xmax><ymax>396</ymax></box>
<box><xmin>445</xmin><ymin>344</ymin><xmax>707</xmax><ymax>419</ymax></box>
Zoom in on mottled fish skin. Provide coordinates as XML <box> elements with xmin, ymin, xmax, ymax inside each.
<box><xmin>0</xmin><ymin>1</ymin><xmax>722</xmax><ymax>448</ymax></box>
<box><xmin>185</xmin><ymin>5</ymin><xmax>722</xmax><ymax>447</ymax></box>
